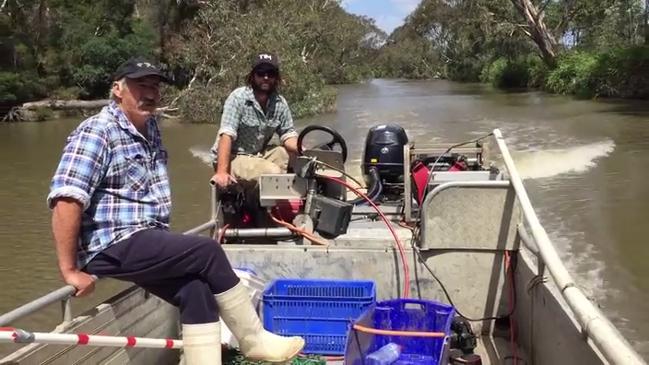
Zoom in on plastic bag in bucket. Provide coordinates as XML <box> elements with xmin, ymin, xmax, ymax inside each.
<box><xmin>344</xmin><ymin>299</ymin><xmax>455</xmax><ymax>365</ymax></box>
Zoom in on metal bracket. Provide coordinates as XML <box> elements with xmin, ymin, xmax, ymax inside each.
<box><xmin>259</xmin><ymin>174</ymin><xmax>306</xmax><ymax>207</ymax></box>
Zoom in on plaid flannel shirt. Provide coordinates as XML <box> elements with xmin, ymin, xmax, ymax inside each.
<box><xmin>212</xmin><ymin>86</ymin><xmax>297</xmax><ymax>156</ymax></box>
<box><xmin>47</xmin><ymin>102</ymin><xmax>171</xmax><ymax>268</ymax></box>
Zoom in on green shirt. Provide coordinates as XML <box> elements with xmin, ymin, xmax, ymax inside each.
<box><xmin>213</xmin><ymin>86</ymin><xmax>297</xmax><ymax>156</ymax></box>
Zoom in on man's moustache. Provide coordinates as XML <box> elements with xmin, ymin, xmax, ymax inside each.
<box><xmin>138</xmin><ymin>100</ymin><xmax>156</xmax><ymax>107</ymax></box>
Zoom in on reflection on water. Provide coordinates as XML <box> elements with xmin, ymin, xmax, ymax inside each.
<box><xmin>1</xmin><ymin>79</ymin><xmax>648</xmax><ymax>358</ymax></box>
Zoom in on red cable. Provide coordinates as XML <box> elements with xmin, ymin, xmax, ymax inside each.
<box><xmin>217</xmin><ymin>224</ymin><xmax>230</xmax><ymax>244</ymax></box>
<box><xmin>320</xmin><ymin>175</ymin><xmax>410</xmax><ymax>298</ymax></box>
<box><xmin>506</xmin><ymin>250</ymin><xmax>517</xmax><ymax>365</ymax></box>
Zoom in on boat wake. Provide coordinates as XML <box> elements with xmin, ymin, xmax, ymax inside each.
<box><xmin>514</xmin><ymin>139</ymin><xmax>615</xmax><ymax>179</ymax></box>
<box><xmin>189</xmin><ymin>146</ymin><xmax>214</xmax><ymax>165</ymax></box>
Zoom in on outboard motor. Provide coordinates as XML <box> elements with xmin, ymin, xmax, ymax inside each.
<box><xmin>354</xmin><ymin>124</ymin><xmax>408</xmax><ymax>204</ymax></box>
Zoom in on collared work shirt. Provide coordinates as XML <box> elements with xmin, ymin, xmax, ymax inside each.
<box><xmin>47</xmin><ymin>102</ymin><xmax>171</xmax><ymax>268</ymax></box>
<box><xmin>213</xmin><ymin>86</ymin><xmax>297</xmax><ymax>156</ymax></box>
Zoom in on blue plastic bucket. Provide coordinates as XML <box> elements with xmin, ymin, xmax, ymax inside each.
<box><xmin>344</xmin><ymin>299</ymin><xmax>456</xmax><ymax>365</ymax></box>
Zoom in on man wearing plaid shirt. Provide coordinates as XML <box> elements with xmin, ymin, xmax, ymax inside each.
<box><xmin>210</xmin><ymin>52</ymin><xmax>298</xmax><ymax>189</ymax></box>
<box><xmin>47</xmin><ymin>57</ymin><xmax>304</xmax><ymax>364</ymax></box>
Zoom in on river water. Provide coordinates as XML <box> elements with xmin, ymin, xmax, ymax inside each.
<box><xmin>1</xmin><ymin>79</ymin><xmax>647</xmax><ymax>359</ymax></box>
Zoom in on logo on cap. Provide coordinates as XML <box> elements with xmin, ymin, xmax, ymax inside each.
<box><xmin>137</xmin><ymin>62</ymin><xmax>155</xmax><ymax>68</ymax></box>
<box><xmin>258</xmin><ymin>54</ymin><xmax>273</xmax><ymax>61</ymax></box>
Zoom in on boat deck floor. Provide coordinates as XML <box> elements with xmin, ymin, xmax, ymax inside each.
<box><xmin>178</xmin><ymin>335</ymin><xmax>527</xmax><ymax>365</ymax></box>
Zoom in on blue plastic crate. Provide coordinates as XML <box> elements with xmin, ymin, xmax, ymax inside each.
<box><xmin>344</xmin><ymin>299</ymin><xmax>456</xmax><ymax>365</ymax></box>
<box><xmin>262</xmin><ymin>278</ymin><xmax>376</xmax><ymax>355</ymax></box>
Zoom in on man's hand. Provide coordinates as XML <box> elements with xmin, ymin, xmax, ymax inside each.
<box><xmin>62</xmin><ymin>270</ymin><xmax>96</xmax><ymax>297</ymax></box>
<box><xmin>210</xmin><ymin>172</ymin><xmax>238</xmax><ymax>188</ymax></box>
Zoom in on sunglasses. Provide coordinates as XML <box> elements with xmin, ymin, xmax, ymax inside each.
<box><xmin>254</xmin><ymin>70</ymin><xmax>278</xmax><ymax>78</ymax></box>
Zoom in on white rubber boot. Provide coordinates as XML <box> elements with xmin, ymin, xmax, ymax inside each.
<box><xmin>215</xmin><ymin>282</ymin><xmax>305</xmax><ymax>362</ymax></box>
<box><xmin>182</xmin><ymin>322</ymin><xmax>221</xmax><ymax>365</ymax></box>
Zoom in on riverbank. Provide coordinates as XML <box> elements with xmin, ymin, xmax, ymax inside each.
<box><xmin>2</xmin><ymin>84</ymin><xmax>338</xmax><ymax>123</ymax></box>
<box><xmin>479</xmin><ymin>46</ymin><xmax>649</xmax><ymax>99</ymax></box>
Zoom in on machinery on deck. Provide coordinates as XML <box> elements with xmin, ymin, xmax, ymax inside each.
<box><xmin>212</xmin><ymin>123</ymin><xmax>490</xmax><ymax>244</ymax></box>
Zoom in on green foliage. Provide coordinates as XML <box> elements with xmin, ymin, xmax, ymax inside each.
<box><xmin>527</xmin><ymin>55</ymin><xmax>549</xmax><ymax>88</ymax></box>
<box><xmin>68</xmin><ymin>27</ymin><xmax>157</xmax><ymax>98</ymax></box>
<box><xmin>0</xmin><ymin>72</ymin><xmax>47</xmax><ymax>103</ymax></box>
<box><xmin>481</xmin><ymin>55</ymin><xmax>546</xmax><ymax>89</ymax></box>
<box><xmin>167</xmin><ymin>0</ymin><xmax>382</xmax><ymax>122</ymax></box>
<box><xmin>388</xmin><ymin>0</ymin><xmax>649</xmax><ymax>100</ymax></box>
<box><xmin>545</xmin><ymin>51</ymin><xmax>599</xmax><ymax>97</ymax></box>
<box><xmin>546</xmin><ymin>47</ymin><xmax>649</xmax><ymax>99</ymax></box>
<box><xmin>375</xmin><ymin>38</ymin><xmax>440</xmax><ymax>79</ymax></box>
<box><xmin>223</xmin><ymin>347</ymin><xmax>325</xmax><ymax>365</ymax></box>
<box><xmin>1</xmin><ymin>0</ymin><xmax>157</xmax><ymax>105</ymax></box>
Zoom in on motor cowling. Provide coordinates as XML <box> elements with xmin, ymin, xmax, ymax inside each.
<box><xmin>362</xmin><ymin>124</ymin><xmax>409</xmax><ymax>185</ymax></box>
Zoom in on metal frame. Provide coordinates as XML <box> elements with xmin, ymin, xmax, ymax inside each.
<box><xmin>403</xmin><ymin>144</ymin><xmax>489</xmax><ymax>223</ymax></box>
<box><xmin>0</xmin><ymin>223</ymin><xmax>216</xmax><ymax>327</ymax></box>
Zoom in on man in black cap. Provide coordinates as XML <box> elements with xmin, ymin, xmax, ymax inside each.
<box><xmin>47</xmin><ymin>56</ymin><xmax>304</xmax><ymax>364</ymax></box>
<box><xmin>210</xmin><ymin>52</ymin><xmax>298</xmax><ymax>190</ymax></box>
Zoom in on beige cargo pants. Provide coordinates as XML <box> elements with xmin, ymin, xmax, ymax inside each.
<box><xmin>230</xmin><ymin>146</ymin><xmax>290</xmax><ymax>182</ymax></box>
<box><xmin>228</xmin><ymin>147</ymin><xmax>290</xmax><ymax>225</ymax></box>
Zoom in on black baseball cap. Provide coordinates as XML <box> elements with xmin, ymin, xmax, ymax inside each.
<box><xmin>113</xmin><ymin>57</ymin><xmax>170</xmax><ymax>83</ymax></box>
<box><xmin>251</xmin><ymin>52</ymin><xmax>279</xmax><ymax>71</ymax></box>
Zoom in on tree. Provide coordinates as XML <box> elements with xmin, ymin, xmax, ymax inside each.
<box><xmin>164</xmin><ymin>0</ymin><xmax>383</xmax><ymax>121</ymax></box>
<box><xmin>509</xmin><ymin>0</ymin><xmax>559</xmax><ymax>66</ymax></box>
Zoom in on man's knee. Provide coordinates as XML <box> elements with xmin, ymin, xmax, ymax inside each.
<box><xmin>190</xmin><ymin>235</ymin><xmax>225</xmax><ymax>258</ymax></box>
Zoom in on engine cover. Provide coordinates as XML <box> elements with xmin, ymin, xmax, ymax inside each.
<box><xmin>362</xmin><ymin>124</ymin><xmax>409</xmax><ymax>184</ymax></box>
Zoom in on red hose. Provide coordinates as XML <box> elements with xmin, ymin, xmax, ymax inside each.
<box><xmin>217</xmin><ymin>224</ymin><xmax>230</xmax><ymax>244</ymax></box>
<box><xmin>506</xmin><ymin>250</ymin><xmax>518</xmax><ymax>365</ymax></box>
<box><xmin>320</xmin><ymin>175</ymin><xmax>410</xmax><ymax>298</ymax></box>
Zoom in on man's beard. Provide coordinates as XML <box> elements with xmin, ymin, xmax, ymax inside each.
<box><xmin>252</xmin><ymin>80</ymin><xmax>276</xmax><ymax>93</ymax></box>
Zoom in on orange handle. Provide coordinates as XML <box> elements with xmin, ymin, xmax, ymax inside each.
<box><xmin>352</xmin><ymin>324</ymin><xmax>446</xmax><ymax>338</ymax></box>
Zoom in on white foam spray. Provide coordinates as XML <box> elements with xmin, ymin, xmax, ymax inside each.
<box><xmin>514</xmin><ymin>139</ymin><xmax>615</xmax><ymax>179</ymax></box>
<box><xmin>189</xmin><ymin>146</ymin><xmax>214</xmax><ymax>166</ymax></box>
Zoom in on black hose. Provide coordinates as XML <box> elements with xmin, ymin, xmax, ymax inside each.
<box><xmin>348</xmin><ymin>167</ymin><xmax>382</xmax><ymax>205</ymax></box>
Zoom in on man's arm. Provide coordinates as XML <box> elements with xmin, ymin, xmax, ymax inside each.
<box><xmin>52</xmin><ymin>198</ymin><xmax>95</xmax><ymax>296</ymax></box>
<box><xmin>210</xmin><ymin>91</ymin><xmax>241</xmax><ymax>187</ymax></box>
<box><xmin>211</xmin><ymin>134</ymin><xmax>237</xmax><ymax>187</ymax></box>
<box><xmin>216</xmin><ymin>135</ymin><xmax>233</xmax><ymax>173</ymax></box>
<box><xmin>47</xmin><ymin>122</ymin><xmax>108</xmax><ymax>296</ymax></box>
<box><xmin>277</xmin><ymin>97</ymin><xmax>298</xmax><ymax>154</ymax></box>
<box><xmin>283</xmin><ymin>136</ymin><xmax>298</xmax><ymax>154</ymax></box>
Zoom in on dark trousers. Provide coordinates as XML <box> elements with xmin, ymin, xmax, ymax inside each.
<box><xmin>84</xmin><ymin>229</ymin><xmax>240</xmax><ymax>324</ymax></box>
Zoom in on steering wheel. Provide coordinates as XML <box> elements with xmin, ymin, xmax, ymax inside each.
<box><xmin>297</xmin><ymin>125</ymin><xmax>348</xmax><ymax>163</ymax></box>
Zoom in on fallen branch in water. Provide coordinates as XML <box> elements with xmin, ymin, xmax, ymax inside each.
<box><xmin>21</xmin><ymin>99</ymin><xmax>110</xmax><ymax>110</ymax></box>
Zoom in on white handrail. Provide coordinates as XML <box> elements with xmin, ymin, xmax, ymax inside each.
<box><xmin>0</xmin><ymin>328</ymin><xmax>182</xmax><ymax>349</ymax></box>
<box><xmin>493</xmin><ymin>128</ymin><xmax>645</xmax><ymax>365</ymax></box>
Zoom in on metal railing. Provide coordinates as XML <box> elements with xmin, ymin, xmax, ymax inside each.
<box><xmin>0</xmin><ymin>223</ymin><xmax>217</xmax><ymax>328</ymax></box>
<box><xmin>493</xmin><ymin>128</ymin><xmax>645</xmax><ymax>365</ymax></box>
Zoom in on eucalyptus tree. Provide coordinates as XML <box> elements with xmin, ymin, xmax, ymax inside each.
<box><xmin>165</xmin><ymin>0</ymin><xmax>382</xmax><ymax>122</ymax></box>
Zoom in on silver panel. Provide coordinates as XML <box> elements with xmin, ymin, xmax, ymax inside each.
<box><xmin>420</xmin><ymin>182</ymin><xmax>520</xmax><ymax>251</ymax></box>
<box><xmin>223</xmin><ymin>244</ymin><xmax>508</xmax><ymax>334</ymax></box>
<box><xmin>258</xmin><ymin>174</ymin><xmax>306</xmax><ymax>207</ymax></box>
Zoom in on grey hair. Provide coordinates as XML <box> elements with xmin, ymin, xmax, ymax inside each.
<box><xmin>109</xmin><ymin>79</ymin><xmax>127</xmax><ymax>101</ymax></box>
